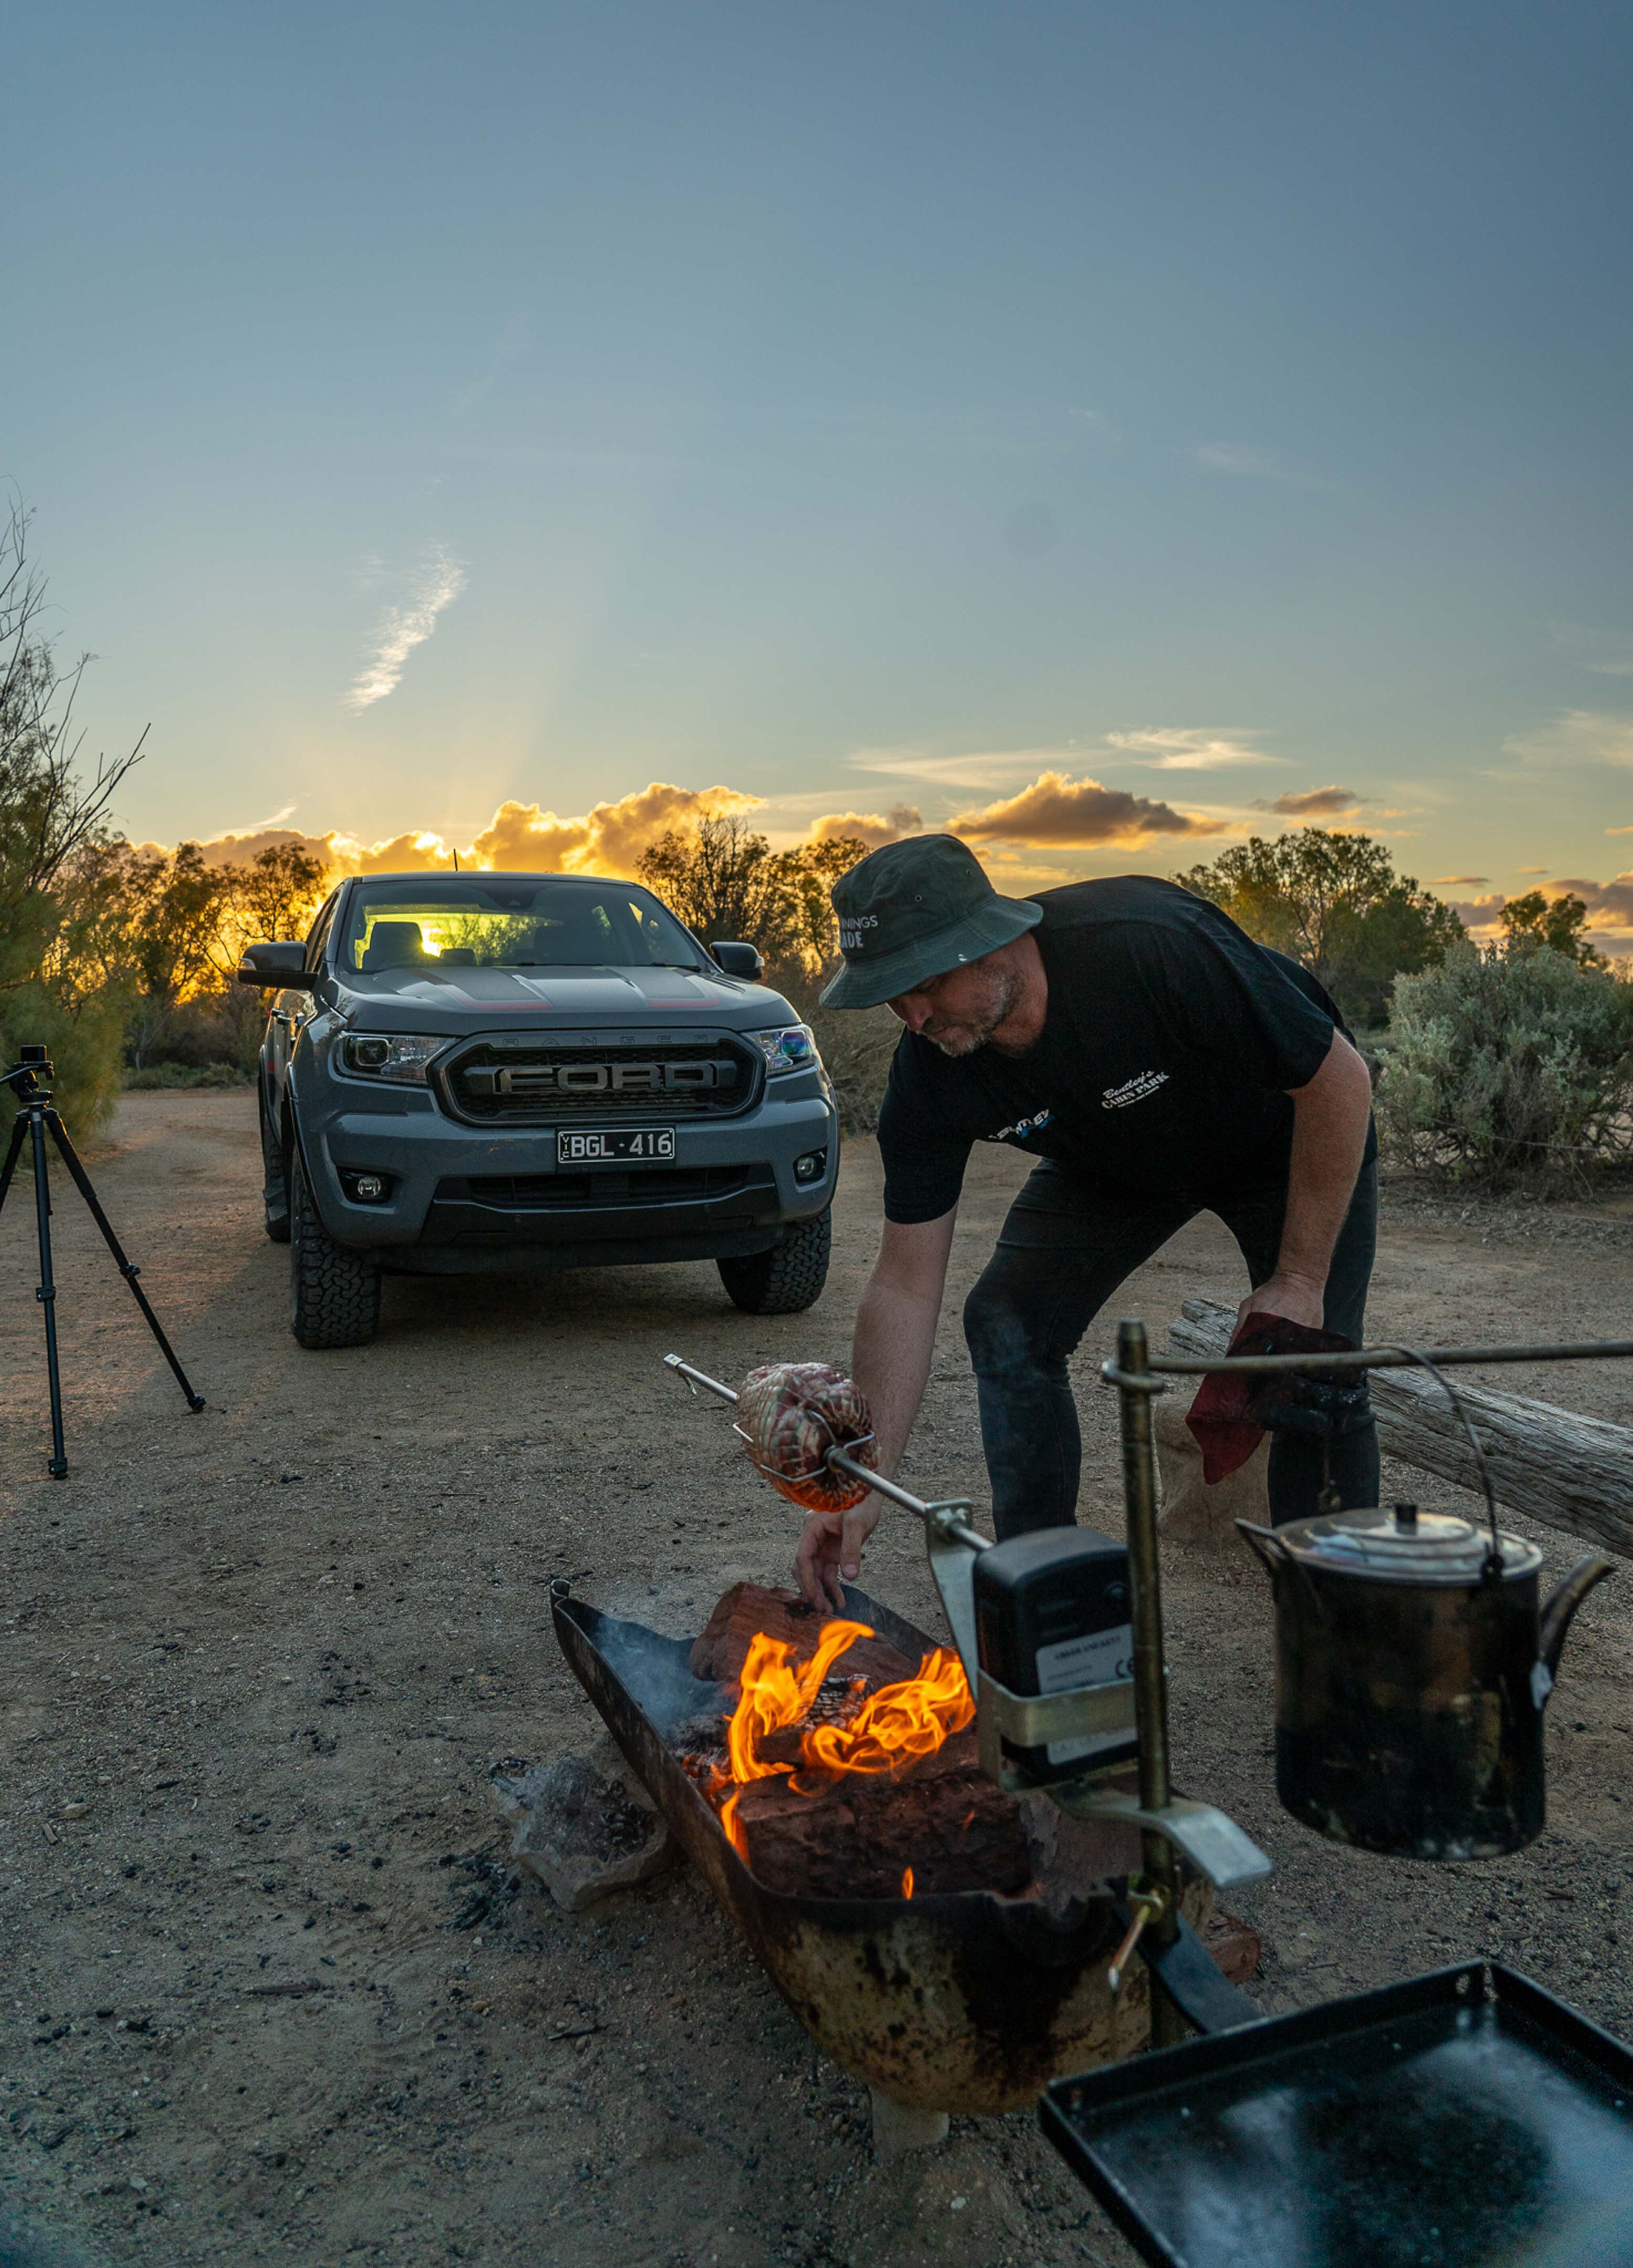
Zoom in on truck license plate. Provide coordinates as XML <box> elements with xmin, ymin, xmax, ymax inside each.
<box><xmin>557</xmin><ymin>1128</ymin><xmax>676</xmax><ymax>1164</ymax></box>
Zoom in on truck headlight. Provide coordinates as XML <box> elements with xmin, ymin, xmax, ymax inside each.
<box><xmin>341</xmin><ymin>1034</ymin><xmax>445</xmax><ymax>1084</ymax></box>
<box><xmin>747</xmin><ymin>1024</ymin><xmax>819</xmax><ymax>1077</ymax></box>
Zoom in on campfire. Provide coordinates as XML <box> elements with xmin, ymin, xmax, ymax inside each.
<box><xmin>675</xmin><ymin>1582</ymin><xmax>1035</xmax><ymax>1901</ymax></box>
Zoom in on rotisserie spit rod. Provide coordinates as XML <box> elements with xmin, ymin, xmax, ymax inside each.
<box><xmin>661</xmin><ymin>1353</ymin><xmax>991</xmax><ymax>1554</ymax></box>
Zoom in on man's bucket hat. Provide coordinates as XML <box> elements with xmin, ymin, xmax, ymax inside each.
<box><xmin>819</xmin><ymin>835</ymin><xmax>1042</xmax><ymax>1010</ymax></box>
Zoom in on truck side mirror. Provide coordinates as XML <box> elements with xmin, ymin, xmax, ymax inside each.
<box><xmin>710</xmin><ymin>941</ymin><xmax>764</xmax><ymax>980</ymax></box>
<box><xmin>237</xmin><ymin>941</ymin><xmax>316</xmax><ymax>989</ymax></box>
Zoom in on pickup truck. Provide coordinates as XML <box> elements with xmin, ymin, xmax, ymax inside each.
<box><xmin>238</xmin><ymin>870</ymin><xmax>838</xmax><ymax>1347</ymax></box>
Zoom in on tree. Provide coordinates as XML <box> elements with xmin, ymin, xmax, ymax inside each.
<box><xmin>1175</xmin><ymin>827</ymin><xmax>1464</xmax><ymax>1028</ymax></box>
<box><xmin>0</xmin><ymin>497</ymin><xmax>149</xmax><ymax>1130</ymax></box>
<box><xmin>636</xmin><ymin>814</ymin><xmax>870</xmax><ymax>971</ymax></box>
<box><xmin>1498</xmin><ymin>890</ymin><xmax>1606</xmax><ymax>968</ymax></box>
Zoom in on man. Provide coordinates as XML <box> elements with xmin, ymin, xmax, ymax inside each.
<box><xmin>794</xmin><ymin>834</ymin><xmax>1377</xmax><ymax>1612</ymax></box>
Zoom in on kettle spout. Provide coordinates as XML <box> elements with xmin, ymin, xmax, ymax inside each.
<box><xmin>1539</xmin><ymin>1555</ymin><xmax>1616</xmax><ymax>1682</ymax></box>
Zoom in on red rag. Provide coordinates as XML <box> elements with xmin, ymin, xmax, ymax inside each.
<box><xmin>1184</xmin><ymin>1311</ymin><xmax>1355</xmax><ymax>1484</ymax></box>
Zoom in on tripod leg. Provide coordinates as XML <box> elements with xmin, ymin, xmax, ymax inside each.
<box><xmin>28</xmin><ymin>1108</ymin><xmax>69</xmax><ymax>1479</ymax></box>
<box><xmin>44</xmin><ymin>1107</ymin><xmax>206</xmax><ymax>1414</ymax></box>
<box><xmin>0</xmin><ymin>1109</ymin><xmax>26</xmax><ymax>1217</ymax></box>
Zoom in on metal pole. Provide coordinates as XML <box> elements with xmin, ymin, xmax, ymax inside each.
<box><xmin>27</xmin><ymin>1106</ymin><xmax>69</xmax><ymax>1480</ymax></box>
<box><xmin>1116</xmin><ymin>1317</ymin><xmax>1184</xmax><ymax>2048</ymax></box>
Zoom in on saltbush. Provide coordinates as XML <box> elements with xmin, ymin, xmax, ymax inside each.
<box><xmin>1377</xmin><ymin>941</ymin><xmax>1633</xmax><ymax>1187</ymax></box>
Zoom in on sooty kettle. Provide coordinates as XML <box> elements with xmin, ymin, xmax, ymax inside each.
<box><xmin>1238</xmin><ymin>1502</ymin><xmax>1613</xmax><ymax>1860</ymax></box>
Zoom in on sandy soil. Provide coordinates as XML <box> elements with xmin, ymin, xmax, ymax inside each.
<box><xmin>3</xmin><ymin>1091</ymin><xmax>1631</xmax><ymax>2268</ymax></box>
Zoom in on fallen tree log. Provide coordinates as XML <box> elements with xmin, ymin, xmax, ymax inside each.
<box><xmin>1167</xmin><ymin>1297</ymin><xmax>1633</xmax><ymax>1560</ymax></box>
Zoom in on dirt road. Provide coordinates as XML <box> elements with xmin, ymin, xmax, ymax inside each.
<box><xmin>3</xmin><ymin>1092</ymin><xmax>1631</xmax><ymax>2268</ymax></box>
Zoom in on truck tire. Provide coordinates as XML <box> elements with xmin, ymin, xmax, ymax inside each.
<box><xmin>260</xmin><ymin>1089</ymin><xmax>291</xmax><ymax>1243</ymax></box>
<box><xmin>289</xmin><ymin>1154</ymin><xmax>381</xmax><ymax>1349</ymax></box>
<box><xmin>717</xmin><ymin>1208</ymin><xmax>831</xmax><ymax>1315</ymax></box>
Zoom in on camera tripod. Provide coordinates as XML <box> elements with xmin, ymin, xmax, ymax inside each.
<box><xmin>0</xmin><ymin>1047</ymin><xmax>203</xmax><ymax>1478</ymax></box>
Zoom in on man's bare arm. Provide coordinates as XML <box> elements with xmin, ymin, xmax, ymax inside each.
<box><xmin>793</xmin><ymin>1209</ymin><xmax>957</xmax><ymax>1608</ymax></box>
<box><xmin>1241</xmin><ymin>1028</ymin><xmax>1373</xmax><ymax>1333</ymax></box>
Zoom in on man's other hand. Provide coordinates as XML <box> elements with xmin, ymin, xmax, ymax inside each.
<box><xmin>1238</xmin><ymin>1271</ymin><xmax>1326</xmax><ymax>1334</ymax></box>
<box><xmin>794</xmin><ymin>1496</ymin><xmax>885</xmax><ymax>1613</ymax></box>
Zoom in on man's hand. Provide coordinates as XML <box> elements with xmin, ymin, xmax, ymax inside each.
<box><xmin>795</xmin><ymin>1495</ymin><xmax>885</xmax><ymax>1612</ymax></box>
<box><xmin>1237</xmin><ymin>1270</ymin><xmax>1326</xmax><ymax>1334</ymax></box>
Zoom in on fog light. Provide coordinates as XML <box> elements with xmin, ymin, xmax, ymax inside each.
<box><xmin>793</xmin><ymin>1148</ymin><xmax>827</xmax><ymax>1184</ymax></box>
<box><xmin>340</xmin><ymin>1170</ymin><xmax>391</xmax><ymax>1203</ymax></box>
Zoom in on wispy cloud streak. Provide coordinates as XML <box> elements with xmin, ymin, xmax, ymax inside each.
<box><xmin>346</xmin><ymin>546</ymin><xmax>468</xmax><ymax>712</ymax></box>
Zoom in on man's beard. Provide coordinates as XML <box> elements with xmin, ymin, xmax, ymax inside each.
<box><xmin>922</xmin><ymin>962</ymin><xmax>1025</xmax><ymax>1057</ymax></box>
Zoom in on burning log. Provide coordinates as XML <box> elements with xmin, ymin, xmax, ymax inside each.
<box><xmin>734</xmin><ymin>1729</ymin><xmax>1033</xmax><ymax>1899</ymax></box>
<box><xmin>689</xmin><ymin>1581</ymin><xmax>915</xmax><ymax>1691</ymax></box>
<box><xmin>677</xmin><ymin>1581</ymin><xmax>1033</xmax><ymax>1901</ymax></box>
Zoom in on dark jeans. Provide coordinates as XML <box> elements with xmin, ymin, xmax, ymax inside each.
<box><xmin>962</xmin><ymin>1160</ymin><xmax>1379</xmax><ymax>1536</ymax></box>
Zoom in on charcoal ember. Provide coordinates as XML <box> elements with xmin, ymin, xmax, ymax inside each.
<box><xmin>736</xmin><ymin>1362</ymin><xmax>876</xmax><ymax>1512</ymax></box>
<box><xmin>687</xmin><ymin>1582</ymin><xmax>914</xmax><ymax>1693</ymax></box>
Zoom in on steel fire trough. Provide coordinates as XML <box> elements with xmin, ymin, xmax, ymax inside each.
<box><xmin>551</xmin><ymin>1580</ymin><xmax>1212</xmax><ymax>2115</ymax></box>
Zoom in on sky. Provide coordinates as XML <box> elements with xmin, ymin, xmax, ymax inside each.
<box><xmin>8</xmin><ymin>1</ymin><xmax>1633</xmax><ymax>940</ymax></box>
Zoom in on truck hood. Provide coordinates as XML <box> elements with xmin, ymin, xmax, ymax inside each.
<box><xmin>331</xmin><ymin>962</ymin><xmax>798</xmax><ymax>1031</ymax></box>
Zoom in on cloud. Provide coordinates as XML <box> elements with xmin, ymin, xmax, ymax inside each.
<box><xmin>850</xmin><ymin>745</ymin><xmax>1065</xmax><ymax>790</ymax></box>
<box><xmin>948</xmin><ymin>772</ymin><xmax>1208</xmax><ymax>847</ymax></box>
<box><xmin>1515</xmin><ymin>866</ymin><xmax>1549</xmax><ymax>875</ymax></box>
<box><xmin>1547</xmin><ymin>622</ymin><xmax>1633</xmax><ymax>677</ymax></box>
<box><xmin>1608</xmin><ymin>826</ymin><xmax>1633</xmax><ymax>837</ymax></box>
<box><xmin>1434</xmin><ymin>874</ymin><xmax>1490</xmax><ymax>886</ymax></box>
<box><xmin>807</xmin><ymin>804</ymin><xmax>923</xmax><ymax>851</ymax></box>
<box><xmin>134</xmin><ymin>784</ymin><xmax>761</xmax><ymax>884</ymax></box>
<box><xmin>1190</xmin><ymin>443</ymin><xmax>1310</xmax><ymax>484</ymax></box>
<box><xmin>1503</xmin><ymin>709</ymin><xmax>1633</xmax><ymax>767</ymax></box>
<box><xmin>1104</xmin><ymin>727</ymin><xmax>1281</xmax><ymax>770</ymax></box>
<box><xmin>1252</xmin><ymin>786</ymin><xmax>1363</xmax><ymax>819</ymax></box>
<box><xmin>346</xmin><ymin>546</ymin><xmax>468</xmax><ymax>711</ymax></box>
<box><xmin>1443</xmin><ymin>893</ymin><xmax>1509</xmax><ymax>933</ymax></box>
<box><xmin>1547</xmin><ymin>873</ymin><xmax>1633</xmax><ymax>925</ymax></box>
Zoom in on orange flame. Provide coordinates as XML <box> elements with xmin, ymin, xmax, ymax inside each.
<box><xmin>706</xmin><ymin>1621</ymin><xmax>976</xmax><ymax>1874</ymax></box>
<box><xmin>798</xmin><ymin>1646</ymin><xmax>973</xmax><ymax>1776</ymax></box>
<box><xmin>725</xmin><ymin>1619</ymin><xmax>875</xmax><ymax>1785</ymax></box>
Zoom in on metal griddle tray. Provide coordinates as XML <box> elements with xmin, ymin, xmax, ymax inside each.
<box><xmin>1040</xmin><ymin>1960</ymin><xmax>1633</xmax><ymax>2268</ymax></box>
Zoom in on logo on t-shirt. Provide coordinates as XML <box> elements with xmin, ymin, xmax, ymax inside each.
<box><xmin>1102</xmin><ymin>1071</ymin><xmax>1169</xmax><ymax>1110</ymax></box>
<box><xmin>986</xmin><ymin>1108</ymin><xmax>1053</xmax><ymax>1145</ymax></box>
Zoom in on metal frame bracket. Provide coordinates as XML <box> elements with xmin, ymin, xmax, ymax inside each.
<box><xmin>1049</xmin><ymin>1784</ymin><xmax>1274</xmax><ymax>1892</ymax></box>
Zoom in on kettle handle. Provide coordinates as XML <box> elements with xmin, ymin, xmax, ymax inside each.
<box><xmin>1235</xmin><ymin>1520</ymin><xmax>1287</xmax><ymax>1578</ymax></box>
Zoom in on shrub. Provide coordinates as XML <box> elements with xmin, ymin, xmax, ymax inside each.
<box><xmin>1377</xmin><ymin>941</ymin><xmax>1633</xmax><ymax>1187</ymax></box>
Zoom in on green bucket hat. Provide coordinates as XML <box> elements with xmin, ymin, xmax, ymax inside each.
<box><xmin>820</xmin><ymin>836</ymin><xmax>1042</xmax><ymax>1010</ymax></box>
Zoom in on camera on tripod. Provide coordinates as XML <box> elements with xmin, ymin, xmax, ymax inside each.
<box><xmin>2</xmin><ymin>1041</ymin><xmax>203</xmax><ymax>1477</ymax></box>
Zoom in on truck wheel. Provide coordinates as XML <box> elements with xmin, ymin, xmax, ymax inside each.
<box><xmin>260</xmin><ymin>1089</ymin><xmax>291</xmax><ymax>1243</ymax></box>
<box><xmin>289</xmin><ymin>1154</ymin><xmax>381</xmax><ymax>1349</ymax></box>
<box><xmin>717</xmin><ymin>1208</ymin><xmax>831</xmax><ymax>1315</ymax></box>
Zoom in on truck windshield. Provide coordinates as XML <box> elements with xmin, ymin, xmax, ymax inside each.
<box><xmin>338</xmin><ymin>879</ymin><xmax>703</xmax><ymax>976</ymax></box>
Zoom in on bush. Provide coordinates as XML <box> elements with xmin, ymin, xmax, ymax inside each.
<box><xmin>1377</xmin><ymin>941</ymin><xmax>1633</xmax><ymax>1187</ymax></box>
<box><xmin>124</xmin><ymin>1062</ymin><xmax>251</xmax><ymax>1091</ymax></box>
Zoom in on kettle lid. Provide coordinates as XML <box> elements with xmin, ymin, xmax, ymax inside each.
<box><xmin>1282</xmin><ymin>1502</ymin><xmax>1542</xmax><ymax>1583</ymax></box>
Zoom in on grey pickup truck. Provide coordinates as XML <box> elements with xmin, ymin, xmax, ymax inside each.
<box><xmin>238</xmin><ymin>870</ymin><xmax>839</xmax><ymax>1348</ymax></box>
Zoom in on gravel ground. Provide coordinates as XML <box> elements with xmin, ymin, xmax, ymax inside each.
<box><xmin>2</xmin><ymin>1091</ymin><xmax>1631</xmax><ymax>2268</ymax></box>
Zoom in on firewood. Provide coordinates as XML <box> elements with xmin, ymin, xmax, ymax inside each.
<box><xmin>687</xmin><ymin>1581</ymin><xmax>917</xmax><ymax>1691</ymax></box>
<box><xmin>734</xmin><ymin>1753</ymin><xmax>1031</xmax><ymax>1899</ymax></box>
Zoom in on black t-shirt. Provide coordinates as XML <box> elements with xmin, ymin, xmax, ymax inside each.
<box><xmin>878</xmin><ymin>876</ymin><xmax>1369</xmax><ymax>1224</ymax></box>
